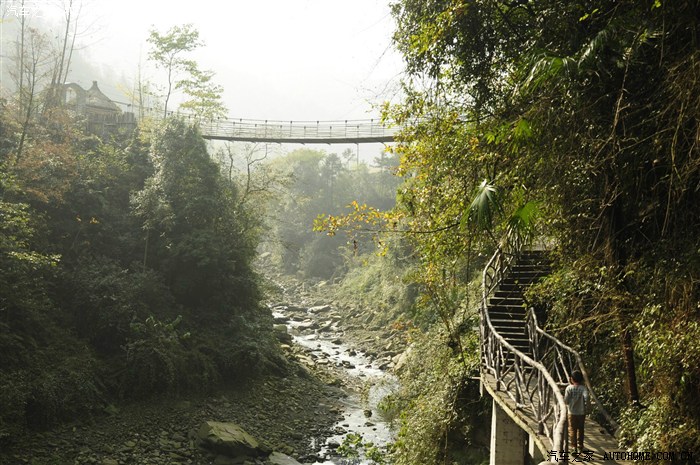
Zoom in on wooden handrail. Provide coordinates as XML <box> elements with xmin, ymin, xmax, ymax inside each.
<box><xmin>480</xmin><ymin>246</ymin><xmax>568</xmax><ymax>452</ymax></box>
<box><xmin>526</xmin><ymin>309</ymin><xmax>619</xmax><ymax>435</ymax></box>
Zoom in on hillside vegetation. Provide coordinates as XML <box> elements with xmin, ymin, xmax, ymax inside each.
<box><xmin>0</xmin><ymin>113</ymin><xmax>280</xmax><ymax>442</ymax></box>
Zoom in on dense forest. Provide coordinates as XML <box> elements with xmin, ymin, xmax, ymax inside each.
<box><xmin>354</xmin><ymin>0</ymin><xmax>699</xmax><ymax>463</ymax></box>
<box><xmin>2</xmin><ymin>0</ymin><xmax>700</xmax><ymax>464</ymax></box>
<box><xmin>0</xmin><ymin>111</ymin><xmax>286</xmax><ymax>436</ymax></box>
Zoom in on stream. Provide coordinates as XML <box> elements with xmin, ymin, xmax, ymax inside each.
<box><xmin>271</xmin><ymin>303</ymin><xmax>398</xmax><ymax>464</ymax></box>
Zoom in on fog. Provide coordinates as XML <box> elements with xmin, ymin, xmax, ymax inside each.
<box><xmin>1</xmin><ymin>0</ymin><xmax>404</xmax><ymax>121</ymax></box>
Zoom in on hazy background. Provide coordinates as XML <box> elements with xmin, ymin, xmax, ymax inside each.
<box><xmin>1</xmin><ymin>0</ymin><xmax>405</xmax><ymax>122</ymax></box>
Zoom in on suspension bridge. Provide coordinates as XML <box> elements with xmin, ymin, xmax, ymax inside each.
<box><xmin>194</xmin><ymin>117</ymin><xmax>396</xmax><ymax>144</ymax></box>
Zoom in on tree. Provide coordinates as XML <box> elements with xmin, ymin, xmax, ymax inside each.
<box><xmin>147</xmin><ymin>24</ymin><xmax>226</xmax><ymax>119</ymax></box>
<box><xmin>10</xmin><ymin>27</ymin><xmax>54</xmax><ymax>163</ymax></box>
<box><xmin>44</xmin><ymin>0</ymin><xmax>85</xmax><ymax>110</ymax></box>
<box><xmin>132</xmin><ymin>118</ymin><xmax>257</xmax><ymax>311</ymax></box>
<box><xmin>178</xmin><ymin>67</ymin><xmax>227</xmax><ymax>119</ymax></box>
<box><xmin>388</xmin><ymin>0</ymin><xmax>700</xmax><ymax>454</ymax></box>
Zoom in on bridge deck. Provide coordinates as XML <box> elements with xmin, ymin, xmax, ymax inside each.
<box><xmin>194</xmin><ymin>118</ymin><xmax>396</xmax><ymax>144</ymax></box>
<box><xmin>482</xmin><ymin>371</ymin><xmax>632</xmax><ymax>464</ymax></box>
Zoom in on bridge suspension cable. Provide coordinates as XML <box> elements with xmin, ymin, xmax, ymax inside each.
<box><xmin>192</xmin><ymin>117</ymin><xmax>396</xmax><ymax>144</ymax></box>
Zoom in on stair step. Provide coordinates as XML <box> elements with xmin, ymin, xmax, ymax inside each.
<box><xmin>489</xmin><ymin>304</ymin><xmax>527</xmax><ymax>312</ymax></box>
<box><xmin>488</xmin><ymin>297</ymin><xmax>523</xmax><ymax>306</ymax></box>
<box><xmin>506</xmin><ymin>339</ymin><xmax>530</xmax><ymax>352</ymax></box>
<box><xmin>497</xmin><ymin>283</ymin><xmax>528</xmax><ymax>292</ymax></box>
<box><xmin>490</xmin><ymin>315</ymin><xmax>525</xmax><ymax>323</ymax></box>
<box><xmin>489</xmin><ymin>314</ymin><xmax>526</xmax><ymax>323</ymax></box>
<box><xmin>490</xmin><ymin>314</ymin><xmax>526</xmax><ymax>321</ymax></box>
<box><xmin>516</xmin><ymin>259</ymin><xmax>550</xmax><ymax>268</ymax></box>
<box><xmin>493</xmin><ymin>290</ymin><xmax>525</xmax><ymax>298</ymax></box>
<box><xmin>496</xmin><ymin>332</ymin><xmax>528</xmax><ymax>340</ymax></box>
<box><xmin>518</xmin><ymin>252</ymin><xmax>547</xmax><ymax>258</ymax></box>
<box><xmin>502</xmin><ymin>276</ymin><xmax>543</xmax><ymax>285</ymax></box>
<box><xmin>507</xmin><ymin>269</ymin><xmax>548</xmax><ymax>278</ymax></box>
<box><xmin>502</xmin><ymin>332</ymin><xmax>528</xmax><ymax>339</ymax></box>
<box><xmin>498</xmin><ymin>351</ymin><xmax>535</xmax><ymax>360</ymax></box>
<box><xmin>511</xmin><ymin>261</ymin><xmax>549</xmax><ymax>267</ymax></box>
<box><xmin>502</xmin><ymin>337</ymin><xmax>529</xmax><ymax>345</ymax></box>
<box><xmin>491</xmin><ymin>323</ymin><xmax>526</xmax><ymax>332</ymax></box>
<box><xmin>510</xmin><ymin>263</ymin><xmax>551</xmax><ymax>271</ymax></box>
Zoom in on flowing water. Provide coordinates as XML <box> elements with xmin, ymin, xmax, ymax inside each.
<box><xmin>274</xmin><ymin>306</ymin><xmax>398</xmax><ymax>464</ymax></box>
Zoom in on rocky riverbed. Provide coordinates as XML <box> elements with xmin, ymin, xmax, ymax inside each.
<box><xmin>0</xmin><ymin>368</ymin><xmax>342</xmax><ymax>465</ymax></box>
<box><xmin>266</xmin><ymin>273</ymin><xmax>406</xmax><ymax>465</ymax></box>
<box><xmin>0</xmin><ymin>275</ymin><xmax>408</xmax><ymax>465</ymax></box>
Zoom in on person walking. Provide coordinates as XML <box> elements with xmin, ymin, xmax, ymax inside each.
<box><xmin>564</xmin><ymin>370</ymin><xmax>590</xmax><ymax>454</ymax></box>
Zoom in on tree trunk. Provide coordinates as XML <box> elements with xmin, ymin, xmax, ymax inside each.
<box><xmin>621</xmin><ymin>325</ymin><xmax>640</xmax><ymax>403</ymax></box>
<box><xmin>142</xmin><ymin>228</ymin><xmax>150</xmax><ymax>272</ymax></box>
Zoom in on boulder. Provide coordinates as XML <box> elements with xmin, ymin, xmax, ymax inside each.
<box><xmin>308</xmin><ymin>304</ymin><xmax>331</xmax><ymax>313</ymax></box>
<box><xmin>273</xmin><ymin>324</ymin><xmax>292</xmax><ymax>343</ymax></box>
<box><xmin>267</xmin><ymin>451</ymin><xmax>302</xmax><ymax>465</ymax></box>
<box><xmin>295</xmin><ymin>320</ymin><xmax>318</xmax><ymax>330</ymax></box>
<box><xmin>393</xmin><ymin>346</ymin><xmax>412</xmax><ymax>372</ymax></box>
<box><xmin>197</xmin><ymin>421</ymin><xmax>263</xmax><ymax>459</ymax></box>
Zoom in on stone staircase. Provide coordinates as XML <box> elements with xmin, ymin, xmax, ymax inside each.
<box><xmin>487</xmin><ymin>250</ymin><xmax>551</xmax><ymax>358</ymax></box>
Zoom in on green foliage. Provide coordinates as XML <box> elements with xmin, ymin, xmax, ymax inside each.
<box><xmin>0</xmin><ymin>109</ymin><xmax>274</xmax><ymax>440</ymax></box>
<box><xmin>24</xmin><ymin>354</ymin><xmax>103</xmax><ymax>429</ymax></box>
<box><xmin>389</xmin><ymin>0</ymin><xmax>700</xmax><ymax>455</ymax></box>
<box><xmin>134</xmin><ymin>118</ymin><xmax>260</xmax><ymax>313</ymax></box>
<box><xmin>66</xmin><ymin>257</ymin><xmax>176</xmax><ymax>354</ymax></box>
<box><xmin>265</xmin><ymin>148</ymin><xmax>402</xmax><ymax>279</ymax></box>
<box><xmin>121</xmin><ymin>315</ymin><xmax>218</xmax><ymax>398</ymax></box>
<box><xmin>337</xmin><ymin>433</ymin><xmax>387</xmax><ymax>464</ymax></box>
<box><xmin>390</xmin><ymin>323</ymin><xmax>487</xmax><ymax>465</ymax></box>
<box><xmin>147</xmin><ymin>24</ymin><xmax>226</xmax><ymax>118</ymax></box>
<box><xmin>0</xmin><ymin>372</ymin><xmax>30</xmax><ymax>440</ymax></box>
<box><xmin>467</xmin><ymin>180</ymin><xmax>502</xmax><ymax>233</ymax></box>
<box><xmin>334</xmin><ymin>235</ymin><xmax>418</xmax><ymax>326</ymax></box>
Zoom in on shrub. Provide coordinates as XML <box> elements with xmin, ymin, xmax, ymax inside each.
<box><xmin>121</xmin><ymin>315</ymin><xmax>218</xmax><ymax>398</ymax></box>
<box><xmin>390</xmin><ymin>326</ymin><xmax>488</xmax><ymax>465</ymax></box>
<box><xmin>24</xmin><ymin>354</ymin><xmax>103</xmax><ymax>429</ymax></box>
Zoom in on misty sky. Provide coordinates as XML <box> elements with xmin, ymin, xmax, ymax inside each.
<box><xmin>3</xmin><ymin>0</ymin><xmax>405</xmax><ymax>122</ymax></box>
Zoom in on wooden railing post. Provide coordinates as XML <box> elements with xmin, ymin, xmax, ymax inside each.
<box><xmin>481</xmin><ymin>246</ymin><xmax>569</xmax><ymax>452</ymax></box>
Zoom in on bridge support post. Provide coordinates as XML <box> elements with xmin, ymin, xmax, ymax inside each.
<box><xmin>490</xmin><ymin>399</ymin><xmax>526</xmax><ymax>465</ymax></box>
<box><xmin>528</xmin><ymin>433</ymin><xmax>545</xmax><ymax>462</ymax></box>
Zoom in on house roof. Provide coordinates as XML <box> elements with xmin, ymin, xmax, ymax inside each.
<box><xmin>85</xmin><ymin>81</ymin><xmax>121</xmax><ymax>112</ymax></box>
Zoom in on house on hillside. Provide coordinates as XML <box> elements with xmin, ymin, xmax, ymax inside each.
<box><xmin>59</xmin><ymin>81</ymin><xmax>136</xmax><ymax>137</ymax></box>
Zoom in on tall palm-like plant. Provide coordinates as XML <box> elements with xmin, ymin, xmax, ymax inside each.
<box><xmin>465</xmin><ymin>180</ymin><xmax>539</xmax><ymax>253</ymax></box>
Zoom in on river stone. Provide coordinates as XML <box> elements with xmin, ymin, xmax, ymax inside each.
<box><xmin>273</xmin><ymin>324</ymin><xmax>292</xmax><ymax>343</ymax></box>
<box><xmin>267</xmin><ymin>451</ymin><xmax>302</xmax><ymax>465</ymax></box>
<box><xmin>308</xmin><ymin>304</ymin><xmax>331</xmax><ymax>313</ymax></box>
<box><xmin>197</xmin><ymin>421</ymin><xmax>263</xmax><ymax>458</ymax></box>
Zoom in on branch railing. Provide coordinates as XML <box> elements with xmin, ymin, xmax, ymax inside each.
<box><xmin>526</xmin><ymin>309</ymin><xmax>619</xmax><ymax>435</ymax></box>
<box><xmin>480</xmin><ymin>246</ymin><xmax>568</xmax><ymax>453</ymax></box>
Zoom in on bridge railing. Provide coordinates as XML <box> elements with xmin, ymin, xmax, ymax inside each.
<box><xmin>526</xmin><ymin>309</ymin><xmax>619</xmax><ymax>435</ymax></box>
<box><xmin>481</xmin><ymin>246</ymin><xmax>568</xmax><ymax>453</ymax></box>
<box><xmin>189</xmin><ymin>116</ymin><xmax>395</xmax><ymax>142</ymax></box>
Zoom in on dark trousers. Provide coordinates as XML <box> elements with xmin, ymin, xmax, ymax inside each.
<box><xmin>568</xmin><ymin>414</ymin><xmax>585</xmax><ymax>450</ymax></box>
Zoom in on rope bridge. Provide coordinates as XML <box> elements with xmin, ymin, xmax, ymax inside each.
<box><xmin>179</xmin><ymin>116</ymin><xmax>396</xmax><ymax>144</ymax></box>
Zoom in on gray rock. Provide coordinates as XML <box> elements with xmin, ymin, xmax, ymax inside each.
<box><xmin>308</xmin><ymin>305</ymin><xmax>331</xmax><ymax>313</ymax></box>
<box><xmin>197</xmin><ymin>421</ymin><xmax>263</xmax><ymax>458</ymax></box>
<box><xmin>393</xmin><ymin>346</ymin><xmax>412</xmax><ymax>372</ymax></box>
<box><xmin>273</xmin><ymin>324</ymin><xmax>292</xmax><ymax>343</ymax></box>
<box><xmin>214</xmin><ymin>455</ymin><xmax>244</xmax><ymax>465</ymax></box>
<box><xmin>267</xmin><ymin>451</ymin><xmax>302</xmax><ymax>465</ymax></box>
